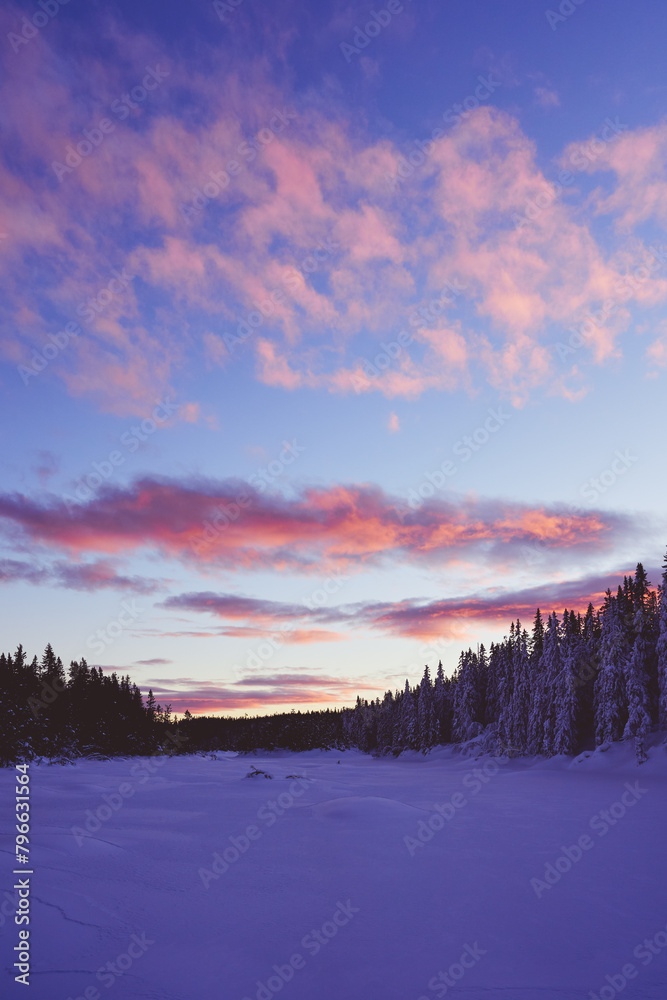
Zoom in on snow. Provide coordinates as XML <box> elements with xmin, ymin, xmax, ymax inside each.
<box><xmin>3</xmin><ymin>739</ymin><xmax>667</xmax><ymax>1000</ymax></box>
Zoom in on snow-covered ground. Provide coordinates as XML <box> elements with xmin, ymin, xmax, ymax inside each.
<box><xmin>2</xmin><ymin>738</ymin><xmax>667</xmax><ymax>1000</ymax></box>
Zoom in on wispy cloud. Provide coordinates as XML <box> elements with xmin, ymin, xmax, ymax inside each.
<box><xmin>0</xmin><ymin>556</ymin><xmax>161</xmax><ymax>593</ymax></box>
<box><xmin>144</xmin><ymin>673</ymin><xmax>380</xmax><ymax>713</ymax></box>
<box><xmin>157</xmin><ymin>566</ymin><xmax>656</xmax><ymax>642</ymax></box>
<box><xmin>1</xmin><ymin>6</ymin><xmax>666</xmax><ymax>416</ymax></box>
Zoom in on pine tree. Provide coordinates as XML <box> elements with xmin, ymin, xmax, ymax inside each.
<box><xmin>528</xmin><ymin>613</ymin><xmax>561</xmax><ymax>755</ymax></box>
<box><xmin>417</xmin><ymin>665</ymin><xmax>437</xmax><ymax>752</ymax></box>
<box><xmin>577</xmin><ymin>605</ymin><xmax>600</xmax><ymax>743</ymax></box>
<box><xmin>433</xmin><ymin>661</ymin><xmax>451</xmax><ymax>743</ymax></box>
<box><xmin>554</xmin><ymin>611</ymin><xmax>582</xmax><ymax>754</ymax></box>
<box><xmin>624</xmin><ymin>564</ymin><xmax>653</xmax><ymax>761</ymax></box>
<box><xmin>595</xmin><ymin>594</ymin><xmax>628</xmax><ymax>744</ymax></box>
<box><xmin>402</xmin><ymin>680</ymin><xmax>418</xmax><ymax>751</ymax></box>
<box><xmin>531</xmin><ymin>609</ymin><xmax>545</xmax><ymax>661</ymax></box>
<box><xmin>376</xmin><ymin>691</ymin><xmax>394</xmax><ymax>754</ymax></box>
<box><xmin>657</xmin><ymin>549</ymin><xmax>667</xmax><ymax>732</ymax></box>
<box><xmin>509</xmin><ymin>625</ymin><xmax>530</xmax><ymax>750</ymax></box>
<box><xmin>454</xmin><ymin>650</ymin><xmax>484</xmax><ymax>741</ymax></box>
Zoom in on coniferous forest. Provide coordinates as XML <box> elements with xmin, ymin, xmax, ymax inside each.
<box><xmin>3</xmin><ymin>554</ymin><xmax>667</xmax><ymax>765</ymax></box>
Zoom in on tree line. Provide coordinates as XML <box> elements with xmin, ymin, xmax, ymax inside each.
<box><xmin>3</xmin><ymin>552</ymin><xmax>667</xmax><ymax>763</ymax></box>
<box><xmin>0</xmin><ymin>646</ymin><xmax>173</xmax><ymax>764</ymax></box>
<box><xmin>0</xmin><ymin>645</ymin><xmax>349</xmax><ymax>762</ymax></box>
<box><xmin>342</xmin><ymin>557</ymin><xmax>667</xmax><ymax>762</ymax></box>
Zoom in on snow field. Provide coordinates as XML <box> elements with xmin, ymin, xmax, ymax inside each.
<box><xmin>1</xmin><ymin>740</ymin><xmax>666</xmax><ymax>999</ymax></box>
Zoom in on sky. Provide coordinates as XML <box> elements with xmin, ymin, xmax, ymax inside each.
<box><xmin>1</xmin><ymin>0</ymin><xmax>667</xmax><ymax>717</ymax></box>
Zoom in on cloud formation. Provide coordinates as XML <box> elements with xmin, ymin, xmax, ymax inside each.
<box><xmin>0</xmin><ymin>477</ymin><xmax>633</xmax><ymax>574</ymax></box>
<box><xmin>126</xmin><ymin>564</ymin><xmax>658</xmax><ymax>713</ymax></box>
<box><xmin>143</xmin><ymin>673</ymin><xmax>379</xmax><ymax>713</ymax></box>
<box><xmin>2</xmin><ymin>5</ymin><xmax>667</xmax><ymax>415</ymax></box>
<box><xmin>0</xmin><ymin>556</ymin><xmax>160</xmax><ymax>593</ymax></box>
<box><xmin>159</xmin><ymin>567</ymin><xmax>654</xmax><ymax>643</ymax></box>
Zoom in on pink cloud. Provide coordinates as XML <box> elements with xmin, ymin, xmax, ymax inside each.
<box><xmin>0</xmin><ymin>556</ymin><xmax>160</xmax><ymax>593</ymax></box>
<box><xmin>0</xmin><ymin>476</ymin><xmax>635</xmax><ymax>574</ymax></box>
<box><xmin>356</xmin><ymin>569</ymin><xmax>651</xmax><ymax>640</ymax></box>
<box><xmin>142</xmin><ymin>673</ymin><xmax>380</xmax><ymax>713</ymax></box>
<box><xmin>580</xmin><ymin>123</ymin><xmax>667</xmax><ymax>230</ymax></box>
<box><xmin>534</xmin><ymin>86</ymin><xmax>560</xmax><ymax>109</ymax></box>
<box><xmin>2</xmin><ymin>11</ymin><xmax>667</xmax><ymax>415</ymax></box>
<box><xmin>646</xmin><ymin>320</ymin><xmax>667</xmax><ymax>372</ymax></box>
<box><xmin>154</xmin><ymin>565</ymin><xmax>658</xmax><ymax>645</ymax></box>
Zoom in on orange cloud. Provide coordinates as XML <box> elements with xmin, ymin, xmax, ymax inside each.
<box><xmin>142</xmin><ymin>673</ymin><xmax>381</xmax><ymax>714</ymax></box>
<box><xmin>0</xmin><ymin>477</ymin><xmax>633</xmax><ymax>574</ymax></box>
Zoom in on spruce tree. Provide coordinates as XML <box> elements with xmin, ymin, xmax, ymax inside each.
<box><xmin>595</xmin><ymin>594</ymin><xmax>628</xmax><ymax>744</ymax></box>
<box><xmin>417</xmin><ymin>665</ymin><xmax>437</xmax><ymax>751</ymax></box>
<box><xmin>624</xmin><ymin>564</ymin><xmax>653</xmax><ymax>761</ymax></box>
<box><xmin>657</xmin><ymin>549</ymin><xmax>667</xmax><ymax>731</ymax></box>
<box><xmin>554</xmin><ymin>611</ymin><xmax>582</xmax><ymax>754</ymax></box>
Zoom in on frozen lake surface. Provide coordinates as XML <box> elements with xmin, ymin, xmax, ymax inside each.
<box><xmin>2</xmin><ymin>739</ymin><xmax>667</xmax><ymax>1000</ymax></box>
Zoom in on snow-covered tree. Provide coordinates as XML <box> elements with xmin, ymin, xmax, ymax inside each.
<box><xmin>595</xmin><ymin>594</ymin><xmax>628</xmax><ymax>745</ymax></box>
<box><xmin>554</xmin><ymin>611</ymin><xmax>582</xmax><ymax>754</ymax></box>
<box><xmin>657</xmin><ymin>549</ymin><xmax>667</xmax><ymax>731</ymax></box>
<box><xmin>624</xmin><ymin>564</ymin><xmax>653</xmax><ymax>761</ymax></box>
<box><xmin>417</xmin><ymin>665</ymin><xmax>438</xmax><ymax>751</ymax></box>
<box><xmin>509</xmin><ymin>625</ymin><xmax>531</xmax><ymax>749</ymax></box>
